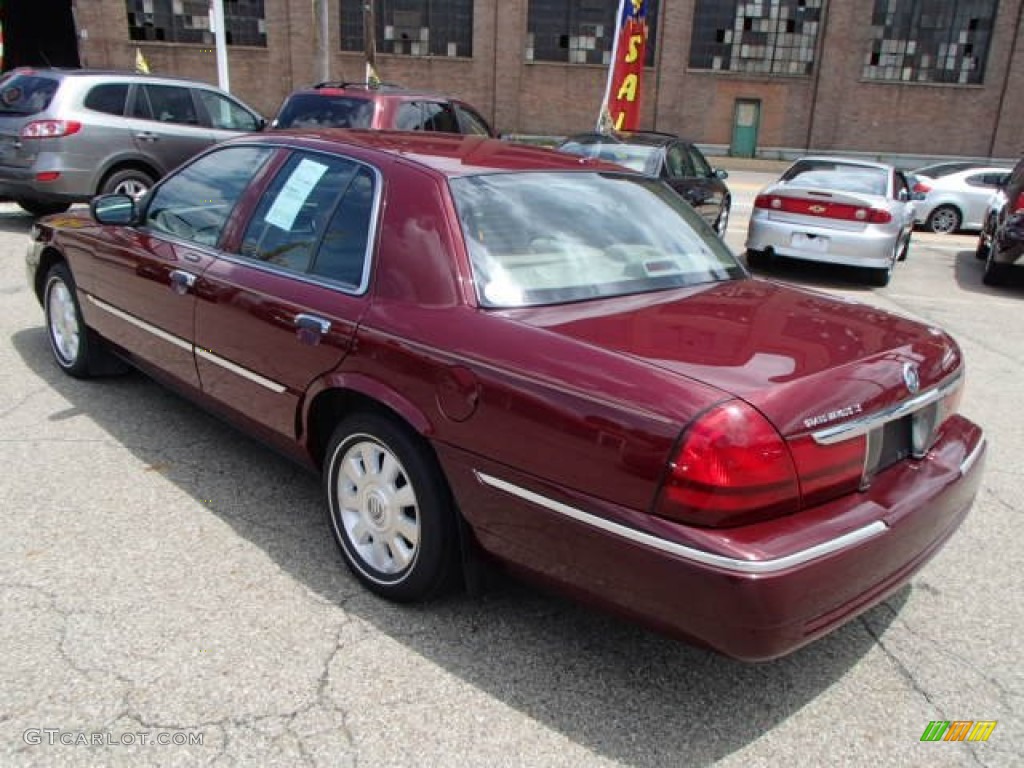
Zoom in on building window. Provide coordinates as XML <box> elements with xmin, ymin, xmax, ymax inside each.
<box><xmin>340</xmin><ymin>1</ymin><xmax>473</xmax><ymax>58</ymax></box>
<box><xmin>526</xmin><ymin>0</ymin><xmax>660</xmax><ymax>66</ymax></box>
<box><xmin>689</xmin><ymin>0</ymin><xmax>822</xmax><ymax>75</ymax></box>
<box><xmin>862</xmin><ymin>0</ymin><xmax>997</xmax><ymax>84</ymax></box>
<box><xmin>125</xmin><ymin>0</ymin><xmax>266</xmax><ymax>46</ymax></box>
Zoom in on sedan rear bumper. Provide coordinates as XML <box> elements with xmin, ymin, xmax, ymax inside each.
<box><xmin>445</xmin><ymin>415</ymin><xmax>985</xmax><ymax>661</ymax></box>
<box><xmin>746</xmin><ymin>211</ymin><xmax>900</xmax><ymax>268</ymax></box>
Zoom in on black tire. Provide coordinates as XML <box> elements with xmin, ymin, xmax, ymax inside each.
<box><xmin>100</xmin><ymin>167</ymin><xmax>156</xmax><ymax>199</ymax></box>
<box><xmin>714</xmin><ymin>200</ymin><xmax>731</xmax><ymax>238</ymax></box>
<box><xmin>746</xmin><ymin>248</ymin><xmax>770</xmax><ymax>270</ymax></box>
<box><xmin>324</xmin><ymin>412</ymin><xmax>459</xmax><ymax>602</ymax></box>
<box><xmin>897</xmin><ymin>234</ymin><xmax>910</xmax><ymax>262</ymax></box>
<box><xmin>43</xmin><ymin>263</ymin><xmax>100</xmax><ymax>378</ymax></box>
<box><xmin>17</xmin><ymin>199</ymin><xmax>71</xmax><ymax>217</ymax></box>
<box><xmin>983</xmin><ymin>249</ymin><xmax>1011</xmax><ymax>287</ymax></box>
<box><xmin>925</xmin><ymin>204</ymin><xmax>961</xmax><ymax>235</ymax></box>
<box><xmin>867</xmin><ymin>266</ymin><xmax>892</xmax><ymax>287</ymax></box>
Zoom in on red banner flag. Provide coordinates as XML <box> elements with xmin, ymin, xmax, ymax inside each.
<box><xmin>597</xmin><ymin>0</ymin><xmax>649</xmax><ymax>133</ymax></box>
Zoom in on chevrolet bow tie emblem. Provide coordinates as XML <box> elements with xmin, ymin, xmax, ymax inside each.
<box><xmin>903</xmin><ymin>362</ymin><xmax>921</xmax><ymax>394</ymax></box>
<box><xmin>809</xmin><ymin>204</ymin><xmax>827</xmax><ymax>213</ymax></box>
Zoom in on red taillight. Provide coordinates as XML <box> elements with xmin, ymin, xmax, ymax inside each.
<box><xmin>656</xmin><ymin>401</ymin><xmax>799</xmax><ymax>527</ymax></box>
<box><xmin>1013</xmin><ymin>191</ymin><xmax>1024</xmax><ymax>213</ymax></box>
<box><xmin>754</xmin><ymin>194</ymin><xmax>891</xmax><ymax>224</ymax></box>
<box><xmin>35</xmin><ymin>171</ymin><xmax>61</xmax><ymax>182</ymax></box>
<box><xmin>912</xmin><ymin>181</ymin><xmax>932</xmax><ymax>194</ymax></box>
<box><xmin>20</xmin><ymin>120</ymin><xmax>82</xmax><ymax>139</ymax></box>
<box><xmin>787</xmin><ymin>434</ymin><xmax>866</xmax><ymax>508</ymax></box>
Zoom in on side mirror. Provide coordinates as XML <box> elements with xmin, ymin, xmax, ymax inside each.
<box><xmin>714</xmin><ymin>168</ymin><xmax>729</xmax><ymax>180</ymax></box>
<box><xmin>91</xmin><ymin>194</ymin><xmax>138</xmax><ymax>226</ymax></box>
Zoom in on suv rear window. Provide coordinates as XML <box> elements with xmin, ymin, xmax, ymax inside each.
<box><xmin>0</xmin><ymin>74</ymin><xmax>60</xmax><ymax>116</ymax></box>
<box><xmin>274</xmin><ymin>94</ymin><xmax>374</xmax><ymax>129</ymax></box>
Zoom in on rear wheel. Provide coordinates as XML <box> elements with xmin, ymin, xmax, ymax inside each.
<box><xmin>983</xmin><ymin>247</ymin><xmax>1011</xmax><ymax>286</ymax></box>
<box><xmin>17</xmin><ymin>199</ymin><xmax>71</xmax><ymax>217</ymax></box>
<box><xmin>324</xmin><ymin>412</ymin><xmax>459</xmax><ymax>602</ymax></box>
<box><xmin>926</xmin><ymin>204</ymin><xmax>961</xmax><ymax>234</ymax></box>
<box><xmin>100</xmin><ymin>168</ymin><xmax>156</xmax><ymax>200</ymax></box>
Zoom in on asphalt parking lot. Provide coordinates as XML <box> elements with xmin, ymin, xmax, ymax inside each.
<box><xmin>1</xmin><ymin>177</ymin><xmax>1021</xmax><ymax>767</ymax></box>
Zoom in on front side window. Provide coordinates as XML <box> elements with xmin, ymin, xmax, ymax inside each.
<box><xmin>527</xmin><ymin>0</ymin><xmax>659</xmax><ymax>65</ymax></box>
<box><xmin>687</xmin><ymin>145</ymin><xmax>713</xmax><ymax>177</ymax></box>
<box><xmin>239</xmin><ymin>152</ymin><xmax>363</xmax><ymax>274</ymax></box>
<box><xmin>144</xmin><ymin>146</ymin><xmax>273</xmax><ymax>246</ymax></box>
<box><xmin>863</xmin><ymin>0</ymin><xmax>997</xmax><ymax>84</ymax></box>
<box><xmin>125</xmin><ymin>0</ymin><xmax>267</xmax><ymax>46</ymax></box>
<box><xmin>450</xmin><ymin>171</ymin><xmax>743</xmax><ymax>308</ymax></box>
<box><xmin>454</xmin><ymin>104</ymin><xmax>493</xmax><ymax>136</ymax></box>
<box><xmin>340</xmin><ymin>0</ymin><xmax>473</xmax><ymax>57</ymax></box>
<box><xmin>689</xmin><ymin>0</ymin><xmax>822</xmax><ymax>75</ymax></box>
<box><xmin>395</xmin><ymin>101</ymin><xmax>459</xmax><ymax>132</ymax></box>
<box><xmin>195</xmin><ymin>90</ymin><xmax>260</xmax><ymax>131</ymax></box>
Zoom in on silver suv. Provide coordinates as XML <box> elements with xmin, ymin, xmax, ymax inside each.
<box><xmin>0</xmin><ymin>68</ymin><xmax>265</xmax><ymax>217</ymax></box>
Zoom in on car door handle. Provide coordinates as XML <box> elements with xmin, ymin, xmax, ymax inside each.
<box><xmin>294</xmin><ymin>313</ymin><xmax>331</xmax><ymax>343</ymax></box>
<box><xmin>135</xmin><ymin>132</ymin><xmax>159</xmax><ymax>141</ymax></box>
<box><xmin>169</xmin><ymin>269</ymin><xmax>197</xmax><ymax>295</ymax></box>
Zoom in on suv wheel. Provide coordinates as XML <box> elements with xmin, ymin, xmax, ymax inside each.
<box><xmin>17</xmin><ymin>200</ymin><xmax>71</xmax><ymax>217</ymax></box>
<box><xmin>101</xmin><ymin>168</ymin><xmax>156</xmax><ymax>200</ymax></box>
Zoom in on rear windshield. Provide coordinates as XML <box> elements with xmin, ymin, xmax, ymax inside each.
<box><xmin>0</xmin><ymin>73</ymin><xmax>60</xmax><ymax>116</ymax></box>
<box><xmin>560</xmin><ymin>141</ymin><xmax>658</xmax><ymax>174</ymax></box>
<box><xmin>782</xmin><ymin>161</ymin><xmax>888</xmax><ymax>196</ymax></box>
<box><xmin>273</xmin><ymin>94</ymin><xmax>373</xmax><ymax>129</ymax></box>
<box><xmin>450</xmin><ymin>171</ymin><xmax>743</xmax><ymax>308</ymax></box>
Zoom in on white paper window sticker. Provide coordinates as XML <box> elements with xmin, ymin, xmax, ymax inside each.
<box><xmin>264</xmin><ymin>158</ymin><xmax>329</xmax><ymax>231</ymax></box>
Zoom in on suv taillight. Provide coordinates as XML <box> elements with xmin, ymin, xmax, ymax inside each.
<box><xmin>656</xmin><ymin>401</ymin><xmax>799</xmax><ymax>527</ymax></box>
<box><xmin>1013</xmin><ymin>191</ymin><xmax>1024</xmax><ymax>213</ymax></box>
<box><xmin>20</xmin><ymin>120</ymin><xmax>82</xmax><ymax>139</ymax></box>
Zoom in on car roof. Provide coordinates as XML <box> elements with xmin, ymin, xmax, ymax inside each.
<box><xmin>789</xmin><ymin>155</ymin><xmax>896</xmax><ymax>172</ymax></box>
<box><xmin>233</xmin><ymin>130</ymin><xmax>630</xmax><ymax>177</ymax></box>
<box><xmin>287</xmin><ymin>82</ymin><xmax>466</xmax><ymax>102</ymax></box>
<box><xmin>4</xmin><ymin>67</ymin><xmax>217</xmax><ymax>87</ymax></box>
<box><xmin>562</xmin><ymin>131</ymin><xmax>691</xmax><ymax>148</ymax></box>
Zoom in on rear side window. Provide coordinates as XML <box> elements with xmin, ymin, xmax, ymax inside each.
<box><xmin>84</xmin><ymin>83</ymin><xmax>129</xmax><ymax>116</ymax></box>
<box><xmin>240</xmin><ymin>152</ymin><xmax>364</xmax><ymax>275</ymax></box>
<box><xmin>273</xmin><ymin>94</ymin><xmax>373</xmax><ymax>129</ymax></box>
<box><xmin>311</xmin><ymin>167</ymin><xmax>377</xmax><ymax>288</ymax></box>
<box><xmin>132</xmin><ymin>84</ymin><xmax>200</xmax><ymax>125</ymax></box>
<box><xmin>0</xmin><ymin>74</ymin><xmax>59</xmax><ymax>115</ymax></box>
<box><xmin>396</xmin><ymin>101</ymin><xmax>459</xmax><ymax>133</ymax></box>
<box><xmin>454</xmin><ymin>104</ymin><xmax>492</xmax><ymax>136</ymax></box>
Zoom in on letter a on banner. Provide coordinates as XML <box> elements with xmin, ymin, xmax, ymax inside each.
<box><xmin>597</xmin><ymin>0</ymin><xmax>649</xmax><ymax>133</ymax></box>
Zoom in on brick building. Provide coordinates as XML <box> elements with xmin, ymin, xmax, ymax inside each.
<box><xmin>14</xmin><ymin>1</ymin><xmax>1024</xmax><ymax>158</ymax></box>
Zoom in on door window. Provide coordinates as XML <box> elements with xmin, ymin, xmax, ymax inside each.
<box><xmin>665</xmin><ymin>145</ymin><xmax>692</xmax><ymax>178</ymax></box>
<box><xmin>686</xmin><ymin>144</ymin><xmax>712</xmax><ymax>177</ymax></box>
<box><xmin>396</xmin><ymin>101</ymin><xmax>459</xmax><ymax>132</ymax></box>
<box><xmin>144</xmin><ymin>146</ymin><xmax>274</xmax><ymax>247</ymax></box>
<box><xmin>84</xmin><ymin>83</ymin><xmax>130</xmax><ymax>116</ymax></box>
<box><xmin>132</xmin><ymin>84</ymin><xmax>200</xmax><ymax>125</ymax></box>
<box><xmin>310</xmin><ymin>167</ymin><xmax>377</xmax><ymax>289</ymax></box>
<box><xmin>195</xmin><ymin>89</ymin><xmax>261</xmax><ymax>131</ymax></box>
<box><xmin>239</xmin><ymin>152</ymin><xmax>361</xmax><ymax>273</ymax></box>
<box><xmin>454</xmin><ymin>104</ymin><xmax>493</xmax><ymax>136</ymax></box>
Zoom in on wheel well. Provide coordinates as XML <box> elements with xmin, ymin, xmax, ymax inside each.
<box><xmin>97</xmin><ymin>161</ymin><xmax>160</xmax><ymax>195</ymax></box>
<box><xmin>305</xmin><ymin>388</ymin><xmax>418</xmax><ymax>470</ymax></box>
<box><xmin>34</xmin><ymin>247</ymin><xmax>66</xmax><ymax>304</ymax></box>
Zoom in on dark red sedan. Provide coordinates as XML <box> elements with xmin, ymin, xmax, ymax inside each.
<box><xmin>26</xmin><ymin>131</ymin><xmax>986</xmax><ymax>661</ymax></box>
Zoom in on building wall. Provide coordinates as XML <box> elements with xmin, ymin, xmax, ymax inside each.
<box><xmin>73</xmin><ymin>0</ymin><xmax>1023</xmax><ymax>158</ymax></box>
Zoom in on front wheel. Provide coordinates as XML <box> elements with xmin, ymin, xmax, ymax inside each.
<box><xmin>714</xmin><ymin>200</ymin><xmax>731</xmax><ymax>238</ymax></box>
<box><xmin>44</xmin><ymin>263</ymin><xmax>98</xmax><ymax>377</ymax></box>
<box><xmin>324</xmin><ymin>412</ymin><xmax>459</xmax><ymax>602</ymax></box>
<box><xmin>983</xmin><ymin>248</ymin><xmax>1011</xmax><ymax>286</ymax></box>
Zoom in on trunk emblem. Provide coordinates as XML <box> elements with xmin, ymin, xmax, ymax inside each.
<box><xmin>903</xmin><ymin>363</ymin><xmax>921</xmax><ymax>394</ymax></box>
<box><xmin>809</xmin><ymin>204</ymin><xmax>827</xmax><ymax>213</ymax></box>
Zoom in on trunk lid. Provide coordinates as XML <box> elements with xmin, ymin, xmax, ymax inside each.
<box><xmin>508</xmin><ymin>279</ymin><xmax>961</xmax><ymax>437</ymax></box>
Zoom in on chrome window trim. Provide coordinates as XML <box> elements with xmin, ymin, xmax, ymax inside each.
<box><xmin>475</xmin><ymin>472</ymin><xmax>888</xmax><ymax>575</ymax></box>
<box><xmin>811</xmin><ymin>370</ymin><xmax>963</xmax><ymax>445</ymax></box>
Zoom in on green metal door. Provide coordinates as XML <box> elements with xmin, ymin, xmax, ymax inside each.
<box><xmin>730</xmin><ymin>99</ymin><xmax>760</xmax><ymax>158</ymax></box>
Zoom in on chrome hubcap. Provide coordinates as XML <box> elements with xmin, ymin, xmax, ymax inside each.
<box><xmin>716</xmin><ymin>207</ymin><xmax>729</xmax><ymax>236</ymax></box>
<box><xmin>336</xmin><ymin>439</ymin><xmax>420</xmax><ymax>575</ymax></box>
<box><xmin>47</xmin><ymin>278</ymin><xmax>80</xmax><ymax>365</ymax></box>
<box><xmin>115</xmin><ymin>178</ymin><xmax>149</xmax><ymax>199</ymax></box>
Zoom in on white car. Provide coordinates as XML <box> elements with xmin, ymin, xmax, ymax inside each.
<box><xmin>745</xmin><ymin>156</ymin><xmax>916</xmax><ymax>287</ymax></box>
<box><xmin>913</xmin><ymin>166</ymin><xmax>1012</xmax><ymax>234</ymax></box>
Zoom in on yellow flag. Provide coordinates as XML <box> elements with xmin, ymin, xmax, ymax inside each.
<box><xmin>135</xmin><ymin>47</ymin><xmax>150</xmax><ymax>74</ymax></box>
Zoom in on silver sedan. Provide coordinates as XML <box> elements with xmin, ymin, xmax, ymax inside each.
<box><xmin>745</xmin><ymin>156</ymin><xmax>916</xmax><ymax>287</ymax></box>
<box><xmin>913</xmin><ymin>166</ymin><xmax>1012</xmax><ymax>234</ymax></box>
